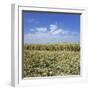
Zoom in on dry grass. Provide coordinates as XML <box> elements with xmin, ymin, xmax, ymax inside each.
<box><xmin>24</xmin><ymin>43</ymin><xmax>80</xmax><ymax>77</ymax></box>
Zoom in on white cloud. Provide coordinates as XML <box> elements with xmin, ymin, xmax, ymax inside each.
<box><xmin>29</xmin><ymin>23</ymin><xmax>67</xmax><ymax>35</ymax></box>
<box><xmin>36</xmin><ymin>27</ymin><xmax>47</xmax><ymax>32</ymax></box>
<box><xmin>49</xmin><ymin>24</ymin><xmax>68</xmax><ymax>35</ymax></box>
<box><xmin>49</xmin><ymin>24</ymin><xmax>58</xmax><ymax>32</ymax></box>
<box><xmin>29</xmin><ymin>29</ymin><xmax>34</xmax><ymax>32</ymax></box>
<box><xmin>24</xmin><ymin>32</ymin><xmax>79</xmax><ymax>44</ymax></box>
<box><xmin>25</xmin><ymin>23</ymin><xmax>79</xmax><ymax>44</ymax></box>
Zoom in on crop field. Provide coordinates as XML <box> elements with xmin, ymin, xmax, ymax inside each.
<box><xmin>24</xmin><ymin>43</ymin><xmax>80</xmax><ymax>77</ymax></box>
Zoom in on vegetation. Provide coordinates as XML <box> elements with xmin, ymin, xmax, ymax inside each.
<box><xmin>24</xmin><ymin>43</ymin><xmax>80</xmax><ymax>77</ymax></box>
<box><xmin>24</xmin><ymin>43</ymin><xmax>80</xmax><ymax>51</ymax></box>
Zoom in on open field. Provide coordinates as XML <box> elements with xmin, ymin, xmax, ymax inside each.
<box><xmin>24</xmin><ymin>43</ymin><xmax>80</xmax><ymax>77</ymax></box>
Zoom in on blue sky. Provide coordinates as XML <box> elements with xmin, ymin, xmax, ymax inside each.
<box><xmin>23</xmin><ymin>11</ymin><xmax>80</xmax><ymax>44</ymax></box>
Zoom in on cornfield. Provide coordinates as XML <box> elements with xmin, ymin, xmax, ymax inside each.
<box><xmin>24</xmin><ymin>43</ymin><xmax>80</xmax><ymax>77</ymax></box>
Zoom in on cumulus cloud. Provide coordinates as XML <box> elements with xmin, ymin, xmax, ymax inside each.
<box><xmin>49</xmin><ymin>24</ymin><xmax>68</xmax><ymax>35</ymax></box>
<box><xmin>29</xmin><ymin>23</ymin><xmax>68</xmax><ymax>35</ymax></box>
<box><xmin>36</xmin><ymin>27</ymin><xmax>47</xmax><ymax>32</ymax></box>
<box><xmin>49</xmin><ymin>24</ymin><xmax>58</xmax><ymax>32</ymax></box>
<box><xmin>24</xmin><ymin>23</ymin><xmax>80</xmax><ymax>44</ymax></box>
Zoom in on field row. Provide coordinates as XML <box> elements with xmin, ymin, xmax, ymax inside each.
<box><xmin>24</xmin><ymin>43</ymin><xmax>80</xmax><ymax>51</ymax></box>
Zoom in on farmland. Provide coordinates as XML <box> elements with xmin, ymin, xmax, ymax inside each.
<box><xmin>24</xmin><ymin>43</ymin><xmax>80</xmax><ymax>77</ymax></box>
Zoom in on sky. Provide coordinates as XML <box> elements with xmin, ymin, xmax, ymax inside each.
<box><xmin>23</xmin><ymin>11</ymin><xmax>80</xmax><ymax>44</ymax></box>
